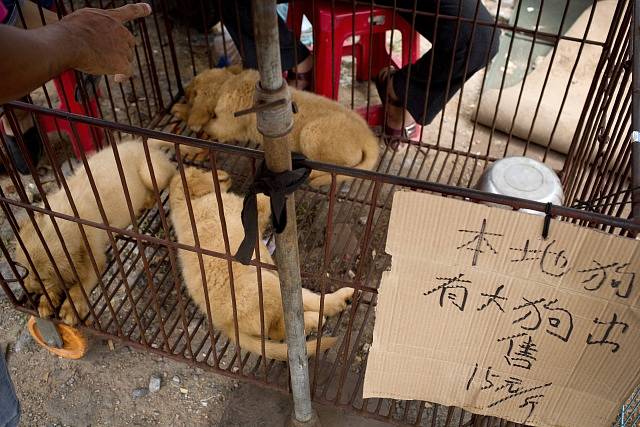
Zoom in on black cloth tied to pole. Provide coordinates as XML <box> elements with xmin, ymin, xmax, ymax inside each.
<box><xmin>235</xmin><ymin>153</ymin><xmax>310</xmax><ymax>265</ymax></box>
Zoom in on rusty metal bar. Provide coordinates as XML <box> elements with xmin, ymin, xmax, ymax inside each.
<box><xmin>251</xmin><ymin>0</ymin><xmax>318</xmax><ymax>424</ymax></box>
<box><xmin>563</xmin><ymin>2</ymin><xmax>631</xmax><ymax>205</ymax></box>
<box><xmin>5</xmin><ymin>102</ymin><xmax>640</xmax><ymax>233</ymax></box>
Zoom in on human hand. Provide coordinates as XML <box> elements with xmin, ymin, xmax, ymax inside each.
<box><xmin>54</xmin><ymin>3</ymin><xmax>152</xmax><ymax>83</ymax></box>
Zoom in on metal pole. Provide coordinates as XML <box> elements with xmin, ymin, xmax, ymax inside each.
<box><xmin>633</xmin><ymin>0</ymin><xmax>640</xmax><ymax>231</ymax></box>
<box><xmin>250</xmin><ymin>1</ymin><xmax>320</xmax><ymax>425</ymax></box>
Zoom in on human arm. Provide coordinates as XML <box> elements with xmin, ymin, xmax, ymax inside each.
<box><xmin>0</xmin><ymin>3</ymin><xmax>151</xmax><ymax>104</ymax></box>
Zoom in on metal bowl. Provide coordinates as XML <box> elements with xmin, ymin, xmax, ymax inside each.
<box><xmin>476</xmin><ymin>156</ymin><xmax>564</xmax><ymax>215</ymax></box>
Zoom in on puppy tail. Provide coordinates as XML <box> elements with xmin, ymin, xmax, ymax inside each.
<box><xmin>229</xmin><ymin>329</ymin><xmax>337</xmax><ymax>361</ymax></box>
<box><xmin>355</xmin><ymin>135</ymin><xmax>381</xmax><ymax>173</ymax></box>
<box><xmin>308</xmin><ymin>135</ymin><xmax>380</xmax><ymax>188</ymax></box>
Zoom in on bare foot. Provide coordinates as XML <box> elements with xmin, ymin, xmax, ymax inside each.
<box><xmin>386</xmin><ymin>101</ymin><xmax>415</xmax><ymax>132</ymax></box>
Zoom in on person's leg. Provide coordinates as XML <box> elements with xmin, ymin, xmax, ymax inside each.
<box><xmin>0</xmin><ymin>352</ymin><xmax>20</xmax><ymax>427</ymax></box>
<box><xmin>219</xmin><ymin>1</ymin><xmax>311</xmax><ymax>74</ymax></box>
<box><xmin>390</xmin><ymin>0</ymin><xmax>500</xmax><ymax>126</ymax></box>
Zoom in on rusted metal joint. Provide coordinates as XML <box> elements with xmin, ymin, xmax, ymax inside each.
<box><xmin>234</xmin><ymin>98</ymin><xmax>288</xmax><ymax>117</ymax></box>
<box><xmin>253</xmin><ymin>81</ymin><xmax>294</xmax><ymax>138</ymax></box>
<box><xmin>234</xmin><ymin>98</ymin><xmax>298</xmax><ymax>119</ymax></box>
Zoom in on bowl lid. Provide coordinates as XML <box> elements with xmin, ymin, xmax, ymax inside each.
<box><xmin>488</xmin><ymin>157</ymin><xmax>562</xmax><ymax>202</ymax></box>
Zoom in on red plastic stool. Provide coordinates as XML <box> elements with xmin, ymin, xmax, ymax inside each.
<box><xmin>34</xmin><ymin>2</ymin><xmax>103</xmax><ymax>158</ymax></box>
<box><xmin>286</xmin><ymin>1</ymin><xmax>420</xmax><ymax>100</ymax></box>
<box><xmin>38</xmin><ymin>70</ymin><xmax>103</xmax><ymax>158</ymax></box>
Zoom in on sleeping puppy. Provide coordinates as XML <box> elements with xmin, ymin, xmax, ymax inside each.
<box><xmin>169</xmin><ymin>167</ymin><xmax>354</xmax><ymax>360</ymax></box>
<box><xmin>171</xmin><ymin>67</ymin><xmax>380</xmax><ymax>188</ymax></box>
<box><xmin>171</xmin><ymin>66</ymin><xmax>242</xmax><ymax>133</ymax></box>
<box><xmin>14</xmin><ymin>139</ymin><xmax>176</xmax><ymax>325</ymax></box>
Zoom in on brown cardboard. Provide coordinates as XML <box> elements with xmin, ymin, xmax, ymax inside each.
<box><xmin>363</xmin><ymin>191</ymin><xmax>640</xmax><ymax>427</ymax></box>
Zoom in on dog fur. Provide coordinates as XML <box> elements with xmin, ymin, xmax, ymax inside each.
<box><xmin>169</xmin><ymin>167</ymin><xmax>354</xmax><ymax>361</ymax></box>
<box><xmin>171</xmin><ymin>67</ymin><xmax>380</xmax><ymax>188</ymax></box>
<box><xmin>14</xmin><ymin>140</ymin><xmax>176</xmax><ymax>325</ymax></box>
<box><xmin>171</xmin><ymin>66</ymin><xmax>242</xmax><ymax>133</ymax></box>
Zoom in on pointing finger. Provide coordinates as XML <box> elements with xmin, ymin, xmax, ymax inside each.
<box><xmin>107</xmin><ymin>3</ymin><xmax>151</xmax><ymax>23</ymax></box>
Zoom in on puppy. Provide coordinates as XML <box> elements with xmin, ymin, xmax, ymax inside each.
<box><xmin>169</xmin><ymin>167</ymin><xmax>354</xmax><ymax>361</ymax></box>
<box><xmin>171</xmin><ymin>66</ymin><xmax>242</xmax><ymax>133</ymax></box>
<box><xmin>171</xmin><ymin>67</ymin><xmax>380</xmax><ymax>188</ymax></box>
<box><xmin>14</xmin><ymin>140</ymin><xmax>176</xmax><ymax>325</ymax></box>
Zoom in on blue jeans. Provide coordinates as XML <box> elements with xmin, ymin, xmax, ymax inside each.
<box><xmin>0</xmin><ymin>354</ymin><xmax>20</xmax><ymax>427</ymax></box>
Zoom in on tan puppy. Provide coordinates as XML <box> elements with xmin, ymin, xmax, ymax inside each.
<box><xmin>171</xmin><ymin>66</ymin><xmax>242</xmax><ymax>133</ymax></box>
<box><xmin>171</xmin><ymin>67</ymin><xmax>380</xmax><ymax>188</ymax></box>
<box><xmin>14</xmin><ymin>140</ymin><xmax>176</xmax><ymax>325</ymax></box>
<box><xmin>169</xmin><ymin>167</ymin><xmax>354</xmax><ymax>361</ymax></box>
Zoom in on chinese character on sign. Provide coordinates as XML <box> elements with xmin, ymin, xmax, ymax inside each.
<box><xmin>509</xmin><ymin>239</ymin><xmax>570</xmax><ymax>277</ymax></box>
<box><xmin>578</xmin><ymin>261</ymin><xmax>634</xmax><ymax>299</ymax></box>
<box><xmin>457</xmin><ymin>219</ymin><xmax>503</xmax><ymax>266</ymax></box>
<box><xmin>497</xmin><ymin>333</ymin><xmax>538</xmax><ymax>369</ymax></box>
<box><xmin>512</xmin><ymin>297</ymin><xmax>573</xmax><ymax>342</ymax></box>
<box><xmin>423</xmin><ymin>273</ymin><xmax>471</xmax><ymax>311</ymax></box>
<box><xmin>586</xmin><ymin>313</ymin><xmax>629</xmax><ymax>353</ymax></box>
<box><xmin>477</xmin><ymin>284</ymin><xmax>508</xmax><ymax>313</ymax></box>
<box><xmin>512</xmin><ymin>298</ymin><xmax>545</xmax><ymax>330</ymax></box>
<box><xmin>543</xmin><ymin>299</ymin><xmax>574</xmax><ymax>342</ymax></box>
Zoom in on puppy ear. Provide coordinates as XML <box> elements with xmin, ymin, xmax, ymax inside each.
<box><xmin>227</xmin><ymin>65</ymin><xmax>243</xmax><ymax>75</ymax></box>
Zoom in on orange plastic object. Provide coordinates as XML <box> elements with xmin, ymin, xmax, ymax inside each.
<box><xmin>27</xmin><ymin>317</ymin><xmax>88</xmax><ymax>360</ymax></box>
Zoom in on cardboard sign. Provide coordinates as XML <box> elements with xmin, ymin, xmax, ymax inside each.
<box><xmin>363</xmin><ymin>191</ymin><xmax>640</xmax><ymax>427</ymax></box>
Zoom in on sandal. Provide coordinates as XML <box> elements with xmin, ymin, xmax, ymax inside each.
<box><xmin>374</xmin><ymin>67</ymin><xmax>417</xmax><ymax>149</ymax></box>
<box><xmin>286</xmin><ymin>69</ymin><xmax>313</xmax><ymax>92</ymax></box>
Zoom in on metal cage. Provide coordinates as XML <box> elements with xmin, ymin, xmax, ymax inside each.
<box><xmin>0</xmin><ymin>0</ymin><xmax>637</xmax><ymax>426</ymax></box>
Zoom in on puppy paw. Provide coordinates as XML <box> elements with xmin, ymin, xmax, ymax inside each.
<box><xmin>323</xmin><ymin>287</ymin><xmax>355</xmax><ymax>316</ymax></box>
<box><xmin>303</xmin><ymin>312</ymin><xmax>321</xmax><ymax>335</ymax></box>
<box><xmin>189</xmin><ymin>124</ymin><xmax>203</xmax><ymax>133</ymax></box>
<box><xmin>38</xmin><ymin>297</ymin><xmax>56</xmax><ymax>319</ymax></box>
<box><xmin>59</xmin><ymin>299</ymin><xmax>87</xmax><ymax>326</ymax></box>
<box><xmin>171</xmin><ymin>103</ymin><xmax>190</xmax><ymax>121</ymax></box>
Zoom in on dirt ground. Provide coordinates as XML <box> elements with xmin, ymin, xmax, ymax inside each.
<box><xmin>1</xmin><ymin>295</ymin><xmax>394</xmax><ymax>427</ymax></box>
<box><xmin>0</xmin><ymin>298</ymin><xmax>236</xmax><ymax>426</ymax></box>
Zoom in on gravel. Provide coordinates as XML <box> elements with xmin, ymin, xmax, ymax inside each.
<box><xmin>132</xmin><ymin>387</ymin><xmax>149</xmax><ymax>399</ymax></box>
<box><xmin>148</xmin><ymin>374</ymin><xmax>162</xmax><ymax>393</ymax></box>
